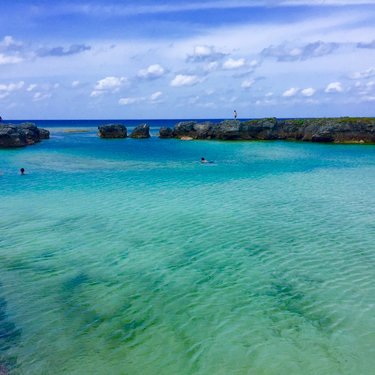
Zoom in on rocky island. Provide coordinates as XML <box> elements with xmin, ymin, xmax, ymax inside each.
<box><xmin>160</xmin><ymin>117</ymin><xmax>375</xmax><ymax>144</ymax></box>
<box><xmin>98</xmin><ymin>123</ymin><xmax>150</xmax><ymax>139</ymax></box>
<box><xmin>98</xmin><ymin>124</ymin><xmax>127</xmax><ymax>138</ymax></box>
<box><xmin>0</xmin><ymin>123</ymin><xmax>50</xmax><ymax>148</ymax></box>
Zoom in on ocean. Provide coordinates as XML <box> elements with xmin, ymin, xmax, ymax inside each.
<box><xmin>1</xmin><ymin>120</ymin><xmax>375</xmax><ymax>374</ymax></box>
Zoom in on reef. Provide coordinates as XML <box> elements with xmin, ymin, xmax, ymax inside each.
<box><xmin>159</xmin><ymin>117</ymin><xmax>375</xmax><ymax>143</ymax></box>
<box><xmin>0</xmin><ymin>123</ymin><xmax>50</xmax><ymax>148</ymax></box>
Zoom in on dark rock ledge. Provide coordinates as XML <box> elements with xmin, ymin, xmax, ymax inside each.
<box><xmin>159</xmin><ymin>117</ymin><xmax>375</xmax><ymax>144</ymax></box>
<box><xmin>0</xmin><ymin>123</ymin><xmax>50</xmax><ymax>148</ymax></box>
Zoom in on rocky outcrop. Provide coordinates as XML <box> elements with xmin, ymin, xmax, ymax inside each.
<box><xmin>0</xmin><ymin>123</ymin><xmax>50</xmax><ymax>148</ymax></box>
<box><xmin>159</xmin><ymin>117</ymin><xmax>375</xmax><ymax>144</ymax></box>
<box><xmin>130</xmin><ymin>124</ymin><xmax>150</xmax><ymax>138</ymax></box>
<box><xmin>159</xmin><ymin>127</ymin><xmax>175</xmax><ymax>138</ymax></box>
<box><xmin>98</xmin><ymin>124</ymin><xmax>127</xmax><ymax>138</ymax></box>
<box><xmin>39</xmin><ymin>128</ymin><xmax>50</xmax><ymax>139</ymax></box>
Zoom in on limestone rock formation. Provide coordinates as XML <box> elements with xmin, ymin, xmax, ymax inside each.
<box><xmin>159</xmin><ymin>117</ymin><xmax>375</xmax><ymax>144</ymax></box>
<box><xmin>98</xmin><ymin>124</ymin><xmax>127</xmax><ymax>138</ymax></box>
<box><xmin>130</xmin><ymin>124</ymin><xmax>150</xmax><ymax>138</ymax></box>
<box><xmin>159</xmin><ymin>127</ymin><xmax>175</xmax><ymax>138</ymax></box>
<box><xmin>0</xmin><ymin>123</ymin><xmax>50</xmax><ymax>148</ymax></box>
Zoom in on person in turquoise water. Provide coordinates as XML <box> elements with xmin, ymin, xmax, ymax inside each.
<box><xmin>20</xmin><ymin>168</ymin><xmax>25</xmax><ymax>175</ymax></box>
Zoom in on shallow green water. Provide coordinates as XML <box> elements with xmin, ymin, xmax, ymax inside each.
<box><xmin>1</xmin><ymin>127</ymin><xmax>375</xmax><ymax>374</ymax></box>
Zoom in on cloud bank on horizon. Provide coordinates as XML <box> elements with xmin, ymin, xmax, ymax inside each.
<box><xmin>0</xmin><ymin>0</ymin><xmax>374</xmax><ymax>119</ymax></box>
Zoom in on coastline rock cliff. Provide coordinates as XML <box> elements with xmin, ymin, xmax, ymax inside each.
<box><xmin>0</xmin><ymin>123</ymin><xmax>50</xmax><ymax>148</ymax></box>
<box><xmin>159</xmin><ymin>117</ymin><xmax>375</xmax><ymax>143</ymax></box>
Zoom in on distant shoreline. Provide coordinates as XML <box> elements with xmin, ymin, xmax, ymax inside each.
<box><xmin>1</xmin><ymin>117</ymin><xmax>375</xmax><ymax>147</ymax></box>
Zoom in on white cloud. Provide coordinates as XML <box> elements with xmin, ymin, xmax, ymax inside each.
<box><xmin>117</xmin><ymin>91</ymin><xmax>163</xmax><ymax>106</ymax></box>
<box><xmin>282</xmin><ymin>87</ymin><xmax>299</xmax><ymax>97</ymax></box>
<box><xmin>91</xmin><ymin>76</ymin><xmax>127</xmax><ymax>97</ymax></box>
<box><xmin>118</xmin><ymin>97</ymin><xmax>143</xmax><ymax>105</ymax></box>
<box><xmin>150</xmin><ymin>91</ymin><xmax>163</xmax><ymax>101</ymax></box>
<box><xmin>352</xmin><ymin>80</ymin><xmax>375</xmax><ymax>96</ymax></box>
<box><xmin>222</xmin><ymin>58</ymin><xmax>246</xmax><ymax>70</ymax></box>
<box><xmin>350</xmin><ymin>67</ymin><xmax>375</xmax><ymax>79</ymax></box>
<box><xmin>187</xmin><ymin>45</ymin><xmax>227</xmax><ymax>62</ymax></box>
<box><xmin>61</xmin><ymin>1</ymin><xmax>375</xmax><ymax>18</ymax></box>
<box><xmin>325</xmin><ymin>81</ymin><xmax>343</xmax><ymax>93</ymax></box>
<box><xmin>33</xmin><ymin>92</ymin><xmax>51</xmax><ymax>102</ymax></box>
<box><xmin>170</xmin><ymin>74</ymin><xmax>201</xmax><ymax>87</ymax></box>
<box><xmin>261</xmin><ymin>41</ymin><xmax>339</xmax><ymax>62</ymax></box>
<box><xmin>0</xmin><ymin>54</ymin><xmax>23</xmax><ymax>65</ymax></box>
<box><xmin>27</xmin><ymin>84</ymin><xmax>37</xmax><ymax>92</ymax></box>
<box><xmin>301</xmin><ymin>87</ymin><xmax>316</xmax><ymax>96</ymax></box>
<box><xmin>204</xmin><ymin>61</ymin><xmax>219</xmax><ymax>72</ymax></box>
<box><xmin>72</xmin><ymin>80</ymin><xmax>80</xmax><ymax>87</ymax></box>
<box><xmin>138</xmin><ymin>64</ymin><xmax>166</xmax><ymax>79</ymax></box>
<box><xmin>241</xmin><ymin>79</ymin><xmax>255</xmax><ymax>89</ymax></box>
<box><xmin>90</xmin><ymin>90</ymin><xmax>104</xmax><ymax>97</ymax></box>
<box><xmin>194</xmin><ymin>45</ymin><xmax>212</xmax><ymax>57</ymax></box>
<box><xmin>94</xmin><ymin>76</ymin><xmax>127</xmax><ymax>91</ymax></box>
<box><xmin>2</xmin><ymin>36</ymin><xmax>16</xmax><ymax>47</ymax></box>
<box><xmin>360</xmin><ymin>95</ymin><xmax>375</xmax><ymax>102</ymax></box>
<box><xmin>0</xmin><ymin>36</ymin><xmax>23</xmax><ymax>52</ymax></box>
<box><xmin>0</xmin><ymin>81</ymin><xmax>25</xmax><ymax>92</ymax></box>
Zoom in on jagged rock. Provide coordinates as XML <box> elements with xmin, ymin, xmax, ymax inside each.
<box><xmin>130</xmin><ymin>124</ymin><xmax>150</xmax><ymax>138</ymax></box>
<box><xmin>0</xmin><ymin>123</ymin><xmax>49</xmax><ymax>148</ymax></box>
<box><xmin>161</xmin><ymin>117</ymin><xmax>375</xmax><ymax>143</ymax></box>
<box><xmin>194</xmin><ymin>122</ymin><xmax>215</xmax><ymax>139</ymax></box>
<box><xmin>0</xmin><ymin>124</ymin><xmax>27</xmax><ymax>147</ymax></box>
<box><xmin>174</xmin><ymin>121</ymin><xmax>197</xmax><ymax>138</ymax></box>
<box><xmin>240</xmin><ymin>118</ymin><xmax>278</xmax><ymax>140</ymax></box>
<box><xmin>39</xmin><ymin>128</ymin><xmax>50</xmax><ymax>139</ymax></box>
<box><xmin>214</xmin><ymin>120</ymin><xmax>242</xmax><ymax>140</ymax></box>
<box><xmin>98</xmin><ymin>124</ymin><xmax>127</xmax><ymax>138</ymax></box>
<box><xmin>19</xmin><ymin>123</ymin><xmax>41</xmax><ymax>144</ymax></box>
<box><xmin>275</xmin><ymin>119</ymin><xmax>306</xmax><ymax>140</ymax></box>
<box><xmin>172</xmin><ymin>121</ymin><xmax>216</xmax><ymax>139</ymax></box>
<box><xmin>159</xmin><ymin>127</ymin><xmax>175</xmax><ymax>138</ymax></box>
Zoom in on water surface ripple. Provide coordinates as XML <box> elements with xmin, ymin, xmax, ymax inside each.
<box><xmin>0</xmin><ymin>125</ymin><xmax>374</xmax><ymax>374</ymax></box>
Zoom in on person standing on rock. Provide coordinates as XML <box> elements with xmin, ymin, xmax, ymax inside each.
<box><xmin>234</xmin><ymin>110</ymin><xmax>237</xmax><ymax>119</ymax></box>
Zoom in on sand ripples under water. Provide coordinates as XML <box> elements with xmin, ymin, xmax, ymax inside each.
<box><xmin>0</xmin><ymin>127</ymin><xmax>375</xmax><ymax>374</ymax></box>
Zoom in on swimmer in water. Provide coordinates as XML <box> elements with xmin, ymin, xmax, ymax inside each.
<box><xmin>20</xmin><ymin>168</ymin><xmax>25</xmax><ymax>175</ymax></box>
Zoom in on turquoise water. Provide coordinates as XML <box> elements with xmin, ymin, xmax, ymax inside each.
<box><xmin>1</xmin><ymin>124</ymin><xmax>375</xmax><ymax>374</ymax></box>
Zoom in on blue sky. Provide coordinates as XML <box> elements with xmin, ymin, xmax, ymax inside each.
<box><xmin>0</xmin><ymin>0</ymin><xmax>375</xmax><ymax>119</ymax></box>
